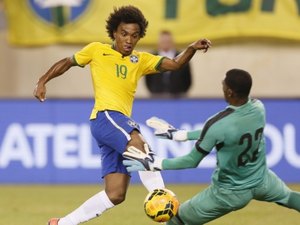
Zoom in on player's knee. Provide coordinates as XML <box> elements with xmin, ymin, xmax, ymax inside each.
<box><xmin>106</xmin><ymin>190</ymin><xmax>127</xmax><ymax>205</ymax></box>
<box><xmin>107</xmin><ymin>193</ymin><xmax>126</xmax><ymax>205</ymax></box>
<box><xmin>111</xmin><ymin>195</ymin><xmax>126</xmax><ymax>205</ymax></box>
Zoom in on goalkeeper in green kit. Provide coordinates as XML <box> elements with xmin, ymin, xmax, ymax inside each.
<box><xmin>123</xmin><ymin>69</ymin><xmax>300</xmax><ymax>225</ymax></box>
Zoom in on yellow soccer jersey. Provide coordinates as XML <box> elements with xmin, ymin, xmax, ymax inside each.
<box><xmin>73</xmin><ymin>42</ymin><xmax>164</xmax><ymax>119</ymax></box>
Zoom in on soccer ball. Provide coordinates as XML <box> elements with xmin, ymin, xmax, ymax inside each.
<box><xmin>144</xmin><ymin>188</ymin><xmax>179</xmax><ymax>222</ymax></box>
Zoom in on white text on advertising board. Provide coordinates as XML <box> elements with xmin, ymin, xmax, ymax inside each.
<box><xmin>0</xmin><ymin>122</ymin><xmax>299</xmax><ymax>169</ymax></box>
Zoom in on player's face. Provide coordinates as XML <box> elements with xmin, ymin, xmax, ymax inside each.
<box><xmin>113</xmin><ymin>23</ymin><xmax>141</xmax><ymax>56</ymax></box>
<box><xmin>222</xmin><ymin>80</ymin><xmax>230</xmax><ymax>102</ymax></box>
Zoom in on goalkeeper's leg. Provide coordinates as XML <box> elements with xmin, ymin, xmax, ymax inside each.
<box><xmin>127</xmin><ymin>130</ymin><xmax>165</xmax><ymax>191</ymax></box>
<box><xmin>167</xmin><ymin>215</ymin><xmax>185</xmax><ymax>225</ymax></box>
<box><xmin>168</xmin><ymin>184</ymin><xmax>245</xmax><ymax>225</ymax></box>
<box><xmin>254</xmin><ymin>169</ymin><xmax>300</xmax><ymax>212</ymax></box>
<box><xmin>286</xmin><ymin>191</ymin><xmax>300</xmax><ymax>212</ymax></box>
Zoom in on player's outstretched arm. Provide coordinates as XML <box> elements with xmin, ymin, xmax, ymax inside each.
<box><xmin>159</xmin><ymin>38</ymin><xmax>211</xmax><ymax>72</ymax></box>
<box><xmin>34</xmin><ymin>57</ymin><xmax>75</xmax><ymax>102</ymax></box>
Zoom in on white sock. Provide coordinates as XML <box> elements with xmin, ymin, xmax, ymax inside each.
<box><xmin>139</xmin><ymin>171</ymin><xmax>165</xmax><ymax>192</ymax></box>
<box><xmin>58</xmin><ymin>190</ymin><xmax>114</xmax><ymax>225</ymax></box>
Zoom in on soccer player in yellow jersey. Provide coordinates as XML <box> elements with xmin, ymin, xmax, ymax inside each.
<box><xmin>34</xmin><ymin>5</ymin><xmax>211</xmax><ymax>225</ymax></box>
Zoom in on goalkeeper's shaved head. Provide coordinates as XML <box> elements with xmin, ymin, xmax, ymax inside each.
<box><xmin>224</xmin><ymin>69</ymin><xmax>252</xmax><ymax>98</ymax></box>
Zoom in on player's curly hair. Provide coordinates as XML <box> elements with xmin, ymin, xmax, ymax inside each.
<box><xmin>106</xmin><ymin>5</ymin><xmax>148</xmax><ymax>40</ymax></box>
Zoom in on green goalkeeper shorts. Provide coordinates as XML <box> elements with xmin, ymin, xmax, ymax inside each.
<box><xmin>171</xmin><ymin>170</ymin><xmax>291</xmax><ymax>225</ymax></box>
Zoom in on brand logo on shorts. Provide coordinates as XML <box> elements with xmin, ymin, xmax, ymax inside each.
<box><xmin>127</xmin><ymin>120</ymin><xmax>139</xmax><ymax>129</ymax></box>
<box><xmin>130</xmin><ymin>55</ymin><xmax>139</xmax><ymax>63</ymax></box>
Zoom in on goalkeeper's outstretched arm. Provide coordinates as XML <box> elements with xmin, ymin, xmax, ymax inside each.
<box><xmin>186</xmin><ymin>130</ymin><xmax>202</xmax><ymax>140</ymax></box>
<box><xmin>170</xmin><ymin>129</ymin><xmax>202</xmax><ymax>141</ymax></box>
<box><xmin>123</xmin><ymin>146</ymin><xmax>207</xmax><ymax>172</ymax></box>
<box><xmin>146</xmin><ymin>116</ymin><xmax>202</xmax><ymax>141</ymax></box>
<box><xmin>162</xmin><ymin>147</ymin><xmax>205</xmax><ymax>170</ymax></box>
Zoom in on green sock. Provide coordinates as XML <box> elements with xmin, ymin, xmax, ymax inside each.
<box><xmin>287</xmin><ymin>191</ymin><xmax>300</xmax><ymax>212</ymax></box>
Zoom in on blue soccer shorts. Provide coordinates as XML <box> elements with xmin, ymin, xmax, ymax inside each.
<box><xmin>90</xmin><ymin>110</ymin><xmax>140</xmax><ymax>178</ymax></box>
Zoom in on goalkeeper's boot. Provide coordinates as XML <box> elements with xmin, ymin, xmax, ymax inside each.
<box><xmin>48</xmin><ymin>218</ymin><xmax>60</xmax><ymax>225</ymax></box>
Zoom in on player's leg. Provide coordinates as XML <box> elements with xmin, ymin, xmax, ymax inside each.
<box><xmin>253</xmin><ymin>169</ymin><xmax>300</xmax><ymax>212</ymax></box>
<box><xmin>57</xmin><ymin>145</ymin><xmax>130</xmax><ymax>225</ymax></box>
<box><xmin>58</xmin><ymin>175</ymin><xmax>128</xmax><ymax>225</ymax></box>
<box><xmin>127</xmin><ymin>130</ymin><xmax>165</xmax><ymax>191</ymax></box>
<box><xmin>57</xmin><ymin>174</ymin><xmax>129</xmax><ymax>225</ymax></box>
<box><xmin>286</xmin><ymin>192</ymin><xmax>300</xmax><ymax>212</ymax></box>
<box><xmin>54</xmin><ymin>111</ymin><xmax>133</xmax><ymax>225</ymax></box>
<box><xmin>166</xmin><ymin>214</ymin><xmax>185</xmax><ymax>225</ymax></box>
<box><xmin>92</xmin><ymin>110</ymin><xmax>164</xmax><ymax>191</ymax></box>
<box><xmin>168</xmin><ymin>184</ymin><xmax>252</xmax><ymax>225</ymax></box>
<box><xmin>104</xmin><ymin>173</ymin><xmax>130</xmax><ymax>204</ymax></box>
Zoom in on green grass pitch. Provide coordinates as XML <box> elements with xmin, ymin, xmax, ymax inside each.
<box><xmin>0</xmin><ymin>184</ymin><xmax>299</xmax><ymax>225</ymax></box>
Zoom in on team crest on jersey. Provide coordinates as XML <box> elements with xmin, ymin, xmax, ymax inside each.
<box><xmin>127</xmin><ymin>120</ymin><xmax>139</xmax><ymax>129</ymax></box>
<box><xmin>130</xmin><ymin>55</ymin><xmax>139</xmax><ymax>63</ymax></box>
<box><xmin>28</xmin><ymin>0</ymin><xmax>91</xmax><ymax>27</ymax></box>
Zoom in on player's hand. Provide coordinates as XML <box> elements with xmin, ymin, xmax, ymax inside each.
<box><xmin>146</xmin><ymin>117</ymin><xmax>178</xmax><ymax>139</ymax></box>
<box><xmin>122</xmin><ymin>144</ymin><xmax>163</xmax><ymax>172</ymax></box>
<box><xmin>123</xmin><ymin>160</ymin><xmax>149</xmax><ymax>172</ymax></box>
<box><xmin>146</xmin><ymin>117</ymin><xmax>188</xmax><ymax>141</ymax></box>
<box><xmin>34</xmin><ymin>82</ymin><xmax>47</xmax><ymax>102</ymax></box>
<box><xmin>191</xmin><ymin>39</ymin><xmax>212</xmax><ymax>53</ymax></box>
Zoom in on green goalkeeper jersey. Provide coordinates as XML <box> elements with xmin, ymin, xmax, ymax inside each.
<box><xmin>163</xmin><ymin>98</ymin><xmax>268</xmax><ymax>190</ymax></box>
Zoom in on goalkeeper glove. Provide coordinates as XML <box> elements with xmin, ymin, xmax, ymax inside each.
<box><xmin>146</xmin><ymin>117</ymin><xmax>188</xmax><ymax>141</ymax></box>
<box><xmin>122</xmin><ymin>144</ymin><xmax>163</xmax><ymax>172</ymax></box>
